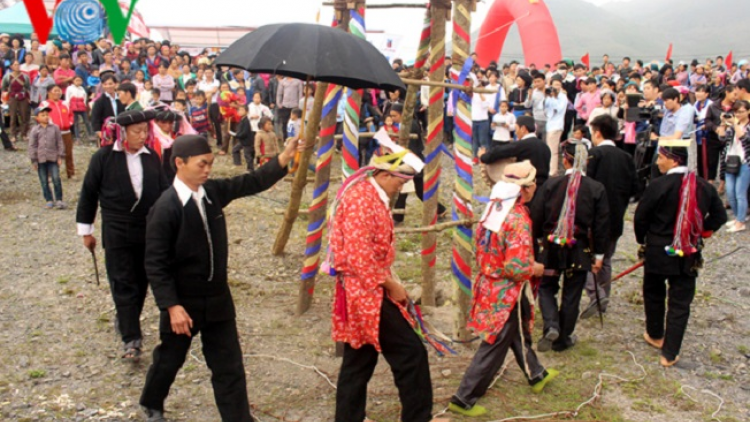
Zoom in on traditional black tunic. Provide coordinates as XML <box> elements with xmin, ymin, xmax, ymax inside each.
<box><xmin>531</xmin><ymin>172</ymin><xmax>610</xmax><ymax>351</ymax></box>
<box><xmin>634</xmin><ymin>169</ymin><xmax>726</xmax><ymax>361</ymax></box>
<box><xmin>76</xmin><ymin>144</ymin><xmax>168</xmax><ymax>344</ymax></box>
<box><xmin>587</xmin><ymin>143</ymin><xmax>638</xmax><ymax>241</ymax></box>
<box><xmin>140</xmin><ymin>157</ymin><xmax>287</xmax><ymax>421</ymax></box>
<box><xmin>482</xmin><ymin>135</ymin><xmax>552</xmax><ymax>188</ymax></box>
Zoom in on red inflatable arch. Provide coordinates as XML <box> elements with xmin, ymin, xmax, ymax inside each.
<box><xmin>474</xmin><ymin>0</ymin><xmax>562</xmax><ymax>69</ymax></box>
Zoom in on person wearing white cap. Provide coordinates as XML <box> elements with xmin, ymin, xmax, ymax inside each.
<box><xmin>324</xmin><ymin>130</ymin><xmax>438</xmax><ymax>422</ymax></box>
<box><xmin>449</xmin><ymin>160</ymin><xmax>558</xmax><ymax>417</ymax></box>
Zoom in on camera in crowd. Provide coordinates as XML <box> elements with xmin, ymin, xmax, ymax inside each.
<box><xmin>545</xmin><ymin>87</ymin><xmax>558</xmax><ymax>96</ymax></box>
<box><xmin>722</xmin><ymin>112</ymin><xmax>735</xmax><ymax>122</ymax></box>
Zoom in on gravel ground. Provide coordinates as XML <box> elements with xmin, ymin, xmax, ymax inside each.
<box><xmin>0</xmin><ymin>141</ymin><xmax>748</xmax><ymax>421</ymax></box>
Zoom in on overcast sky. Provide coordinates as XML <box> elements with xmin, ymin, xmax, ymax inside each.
<box><xmin>137</xmin><ymin>0</ymin><xmax>619</xmax><ymax>57</ymax></box>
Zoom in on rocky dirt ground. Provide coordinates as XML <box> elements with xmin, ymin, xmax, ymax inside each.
<box><xmin>0</xmin><ymin>140</ymin><xmax>749</xmax><ymax>422</ymax></box>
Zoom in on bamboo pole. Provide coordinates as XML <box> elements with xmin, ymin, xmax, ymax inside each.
<box><xmin>401</xmin><ymin>78</ymin><xmax>497</xmax><ymax>94</ymax></box>
<box><xmin>272</xmin><ymin>83</ymin><xmax>328</xmax><ymax>256</ymax></box>
<box><xmin>450</xmin><ymin>0</ymin><xmax>474</xmax><ymax>342</ymax></box>
<box><xmin>323</xmin><ymin>1</ymin><xmax>426</xmax><ymax>8</ymax></box>
<box><xmin>396</xmin><ymin>219</ymin><xmax>477</xmax><ymax>235</ymax></box>
<box><xmin>420</xmin><ymin>4</ymin><xmax>448</xmax><ymax>307</ymax></box>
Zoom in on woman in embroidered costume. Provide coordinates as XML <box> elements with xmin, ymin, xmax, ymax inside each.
<box><xmin>449</xmin><ymin>161</ymin><xmax>558</xmax><ymax>417</ymax></box>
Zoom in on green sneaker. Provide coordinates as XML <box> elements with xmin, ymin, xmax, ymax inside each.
<box><xmin>531</xmin><ymin>368</ymin><xmax>559</xmax><ymax>394</ymax></box>
<box><xmin>448</xmin><ymin>402</ymin><xmax>488</xmax><ymax>417</ymax></box>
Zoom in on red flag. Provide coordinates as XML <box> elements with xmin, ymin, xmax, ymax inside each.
<box><xmin>581</xmin><ymin>53</ymin><xmax>590</xmax><ymax>69</ymax></box>
<box><xmin>726</xmin><ymin>51</ymin><xmax>733</xmax><ymax>69</ymax></box>
<box><xmin>665</xmin><ymin>43</ymin><xmax>673</xmax><ymax>62</ymax></box>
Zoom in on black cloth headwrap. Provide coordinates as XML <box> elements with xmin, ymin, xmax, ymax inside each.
<box><xmin>155</xmin><ymin>109</ymin><xmax>179</xmax><ymax>122</ymax></box>
<box><xmin>172</xmin><ymin>135</ymin><xmax>212</xmax><ymax>160</ymax></box>
<box><xmin>114</xmin><ymin>109</ymin><xmax>156</xmax><ymax>126</ymax></box>
<box><xmin>658</xmin><ymin>146</ymin><xmax>688</xmax><ymax>164</ymax></box>
<box><xmin>516</xmin><ymin>115</ymin><xmax>535</xmax><ymax>132</ymax></box>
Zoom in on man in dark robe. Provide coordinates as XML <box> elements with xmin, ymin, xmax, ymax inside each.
<box><xmin>634</xmin><ymin>140</ymin><xmax>726</xmax><ymax>367</ymax></box>
<box><xmin>139</xmin><ymin>135</ymin><xmax>303</xmax><ymax>422</ymax></box>
<box><xmin>580</xmin><ymin>115</ymin><xmax>638</xmax><ymax>318</ymax></box>
<box><xmin>76</xmin><ymin>109</ymin><xmax>168</xmax><ymax>360</ymax></box>
<box><xmin>531</xmin><ymin>143</ymin><xmax>609</xmax><ymax>352</ymax></box>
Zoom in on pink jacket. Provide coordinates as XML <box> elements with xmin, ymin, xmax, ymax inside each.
<box><xmin>575</xmin><ymin>90</ymin><xmax>601</xmax><ymax>122</ymax></box>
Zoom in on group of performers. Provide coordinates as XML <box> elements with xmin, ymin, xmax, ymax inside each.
<box><xmin>74</xmin><ymin>103</ymin><xmax>726</xmax><ymax>421</ymax></box>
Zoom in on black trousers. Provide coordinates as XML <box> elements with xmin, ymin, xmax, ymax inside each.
<box><xmin>277</xmin><ymin>107</ymin><xmax>292</xmax><ymax>139</ymax></box>
<box><xmin>335</xmin><ymin>299</ymin><xmax>433</xmax><ymax>422</ymax></box>
<box><xmin>103</xmin><ymin>241</ymin><xmax>148</xmax><ymax>344</ymax></box>
<box><xmin>209</xmin><ymin>103</ymin><xmax>223</xmax><ymax>147</ymax></box>
<box><xmin>393</xmin><ymin>172</ymin><xmax>447</xmax><ymax>223</ymax></box>
<box><xmin>562</xmin><ymin>109</ymin><xmax>576</xmax><ymax>141</ymax></box>
<box><xmin>702</xmin><ymin>138</ymin><xmax>724</xmax><ymax>181</ymax></box>
<box><xmin>1</xmin><ymin>126</ymin><xmax>13</xmax><ymax>149</ymax></box>
<box><xmin>140</xmin><ymin>317</ymin><xmax>253</xmax><ymax>422</ymax></box>
<box><xmin>539</xmin><ymin>270</ymin><xmax>587</xmax><ymax>351</ymax></box>
<box><xmin>233</xmin><ymin>138</ymin><xmax>255</xmax><ymax>170</ymax></box>
<box><xmin>453</xmin><ymin>295</ymin><xmax>544</xmax><ymax>408</ymax></box>
<box><xmin>643</xmin><ymin>272</ymin><xmax>696</xmax><ymax>361</ymax></box>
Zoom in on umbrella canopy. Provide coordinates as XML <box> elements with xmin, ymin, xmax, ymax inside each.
<box><xmin>214</xmin><ymin>23</ymin><xmax>405</xmax><ymax>92</ymax></box>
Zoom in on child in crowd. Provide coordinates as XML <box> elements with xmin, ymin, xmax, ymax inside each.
<box><xmin>233</xmin><ymin>104</ymin><xmax>254</xmax><ymax>170</ymax></box>
<box><xmin>65</xmin><ymin>75</ymin><xmax>92</xmax><ymax>142</ymax></box>
<box><xmin>491</xmin><ymin>100</ymin><xmax>516</xmax><ymax>143</ymax></box>
<box><xmin>287</xmin><ymin>108</ymin><xmax>302</xmax><ymax>141</ymax></box>
<box><xmin>28</xmin><ymin>102</ymin><xmax>65</xmax><ymax>209</ymax></box>
<box><xmin>254</xmin><ymin>116</ymin><xmax>278</xmax><ymax>166</ymax></box>
<box><xmin>86</xmin><ymin>68</ymin><xmax>100</xmax><ymax>96</ymax></box>
<box><xmin>570</xmin><ymin>124</ymin><xmax>593</xmax><ymax>150</ymax></box>
<box><xmin>138</xmin><ymin>79</ymin><xmax>153</xmax><ymax>109</ymax></box>
<box><xmin>149</xmin><ymin>88</ymin><xmax>162</xmax><ymax>107</ymax></box>
<box><xmin>189</xmin><ymin>90</ymin><xmax>210</xmax><ymax>138</ymax></box>
<box><xmin>173</xmin><ymin>99</ymin><xmax>187</xmax><ymax>114</ymax></box>
<box><xmin>152</xmin><ymin>109</ymin><xmax>178</xmax><ymax>182</ymax></box>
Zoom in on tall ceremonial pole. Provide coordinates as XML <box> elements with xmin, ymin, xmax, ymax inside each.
<box><xmin>450</xmin><ymin>0</ymin><xmax>475</xmax><ymax>340</ymax></box>
<box><xmin>397</xmin><ymin>8</ymin><xmax>430</xmax><ymax>149</ymax></box>
<box><xmin>297</xmin><ymin>3</ymin><xmax>359</xmax><ymax>314</ymax></box>
<box><xmin>421</xmin><ymin>3</ymin><xmax>448</xmax><ymax>306</ymax></box>
<box><xmin>341</xmin><ymin>4</ymin><xmax>366</xmax><ymax>178</ymax></box>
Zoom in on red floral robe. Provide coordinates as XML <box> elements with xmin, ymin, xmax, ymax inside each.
<box><xmin>467</xmin><ymin>201</ymin><xmax>535</xmax><ymax>344</ymax></box>
<box><xmin>330</xmin><ymin>179</ymin><xmax>413</xmax><ymax>351</ymax></box>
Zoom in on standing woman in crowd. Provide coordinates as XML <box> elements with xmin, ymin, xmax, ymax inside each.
<box><xmin>132</xmin><ymin>69</ymin><xmax>147</xmax><ymax>94</ymax></box>
<box><xmin>167</xmin><ymin>58</ymin><xmax>181</xmax><ymax>81</ymax></box>
<box><xmin>705</xmin><ymin>84</ymin><xmax>738</xmax><ymax>190</ymax></box>
<box><xmin>718</xmin><ymin>100</ymin><xmax>750</xmax><ymax>233</ymax></box>
<box><xmin>30</xmin><ymin>65</ymin><xmax>55</xmax><ymax>108</ymax></box>
<box><xmin>152</xmin><ymin>62</ymin><xmax>175</xmax><ymax>105</ymax></box>
<box><xmin>2</xmin><ymin>60</ymin><xmax>31</xmax><ymax>143</ymax></box>
<box><xmin>178</xmin><ymin>64</ymin><xmax>195</xmax><ymax>91</ymax></box>
<box><xmin>20</xmin><ymin>53</ymin><xmax>39</xmax><ymax>84</ymax></box>
<box><xmin>509</xmin><ymin>72</ymin><xmax>532</xmax><ymax>118</ymax></box>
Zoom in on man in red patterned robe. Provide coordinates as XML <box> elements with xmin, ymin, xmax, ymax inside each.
<box><xmin>449</xmin><ymin>161</ymin><xmax>559</xmax><ymax>417</ymax></box>
<box><xmin>326</xmin><ymin>135</ymin><xmax>435</xmax><ymax>422</ymax></box>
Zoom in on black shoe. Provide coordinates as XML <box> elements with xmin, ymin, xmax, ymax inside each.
<box><xmin>141</xmin><ymin>407</ymin><xmax>166</xmax><ymax>422</ymax></box>
<box><xmin>552</xmin><ymin>334</ymin><xmax>577</xmax><ymax>352</ymax></box>
<box><xmin>537</xmin><ymin>328</ymin><xmax>559</xmax><ymax>352</ymax></box>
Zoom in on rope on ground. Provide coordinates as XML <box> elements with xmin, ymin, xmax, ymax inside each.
<box><xmin>679</xmin><ymin>385</ymin><xmax>724</xmax><ymax>422</ymax></box>
<box><xmin>705</xmin><ymin>246</ymin><xmax>746</xmax><ymax>264</ymax></box>
<box><xmin>438</xmin><ymin>351</ymin><xmax>648</xmax><ymax>421</ymax></box>
<box><xmin>244</xmin><ymin>353</ymin><xmax>337</xmax><ymax>390</ymax></box>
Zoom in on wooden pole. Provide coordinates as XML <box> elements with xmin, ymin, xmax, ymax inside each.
<box><xmin>396</xmin><ymin>219</ymin><xmax>477</xmax><ymax>235</ymax></box>
<box><xmin>272</xmin><ymin>83</ymin><xmax>328</xmax><ymax>256</ymax></box>
<box><xmin>450</xmin><ymin>0</ymin><xmax>474</xmax><ymax>342</ymax></box>
<box><xmin>401</xmin><ymin>78</ymin><xmax>498</xmax><ymax>94</ymax></box>
<box><xmin>323</xmin><ymin>1</ymin><xmax>426</xmax><ymax>8</ymax></box>
<box><xmin>397</xmin><ymin>8</ymin><xmax>431</xmax><ymax>149</ymax></box>
<box><xmin>420</xmin><ymin>4</ymin><xmax>448</xmax><ymax>307</ymax></box>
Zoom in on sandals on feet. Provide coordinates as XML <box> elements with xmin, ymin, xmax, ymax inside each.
<box><xmin>122</xmin><ymin>339</ymin><xmax>142</xmax><ymax>362</ymax></box>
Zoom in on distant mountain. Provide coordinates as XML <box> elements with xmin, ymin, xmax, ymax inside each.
<box><xmin>471</xmin><ymin>0</ymin><xmax>745</xmax><ymax>66</ymax></box>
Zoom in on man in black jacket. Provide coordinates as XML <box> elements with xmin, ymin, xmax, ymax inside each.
<box><xmin>580</xmin><ymin>115</ymin><xmax>638</xmax><ymax>318</ymax></box>
<box><xmin>390</xmin><ymin>103</ymin><xmax>447</xmax><ymax>223</ymax></box>
<box><xmin>532</xmin><ymin>143</ymin><xmax>609</xmax><ymax>352</ymax></box>
<box><xmin>634</xmin><ymin>140</ymin><xmax>726</xmax><ymax>367</ymax></box>
<box><xmin>139</xmin><ymin>135</ymin><xmax>303</xmax><ymax>422</ymax></box>
<box><xmin>90</xmin><ymin>73</ymin><xmax>124</xmax><ymax>137</ymax></box>
<box><xmin>76</xmin><ymin>109</ymin><xmax>167</xmax><ymax>360</ymax></box>
<box><xmin>481</xmin><ymin>115</ymin><xmax>551</xmax><ymax>189</ymax></box>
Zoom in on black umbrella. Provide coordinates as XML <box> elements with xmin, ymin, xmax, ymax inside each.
<box><xmin>214</xmin><ymin>23</ymin><xmax>405</xmax><ymax>92</ymax></box>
